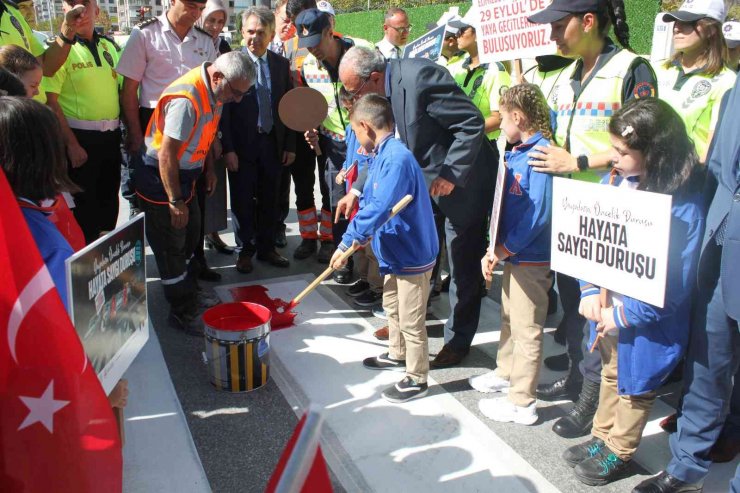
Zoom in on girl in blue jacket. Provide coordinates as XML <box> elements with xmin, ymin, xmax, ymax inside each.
<box><xmin>473</xmin><ymin>84</ymin><xmax>554</xmax><ymax>425</ymax></box>
<box><xmin>563</xmin><ymin>98</ymin><xmax>706</xmax><ymax>486</ymax></box>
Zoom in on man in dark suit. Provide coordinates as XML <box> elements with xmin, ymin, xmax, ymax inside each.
<box><xmin>338</xmin><ymin>46</ymin><xmax>496</xmax><ymax>367</ymax></box>
<box><xmin>221</xmin><ymin>6</ymin><xmax>295</xmax><ymax>273</ymax></box>
<box><xmin>634</xmin><ymin>80</ymin><xmax>740</xmax><ymax>493</ymax></box>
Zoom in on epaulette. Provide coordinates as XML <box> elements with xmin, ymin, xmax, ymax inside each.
<box><xmin>136</xmin><ymin>17</ymin><xmax>159</xmax><ymax>29</ymax></box>
<box><xmin>194</xmin><ymin>25</ymin><xmax>210</xmax><ymax>36</ymax></box>
<box><xmin>1</xmin><ymin>0</ymin><xmax>20</xmax><ymax>10</ymax></box>
<box><xmin>495</xmin><ymin>61</ymin><xmax>506</xmax><ymax>72</ymax></box>
<box><xmin>100</xmin><ymin>33</ymin><xmax>121</xmax><ymax>51</ymax></box>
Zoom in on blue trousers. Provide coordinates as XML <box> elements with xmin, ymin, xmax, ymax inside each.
<box><xmin>668</xmin><ymin>241</ymin><xmax>740</xmax><ymax>484</ymax></box>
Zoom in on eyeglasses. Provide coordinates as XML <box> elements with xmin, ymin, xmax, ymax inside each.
<box><xmin>388</xmin><ymin>24</ymin><xmax>412</xmax><ymax>34</ymax></box>
<box><xmin>346</xmin><ymin>77</ymin><xmax>370</xmax><ymax>101</ymax></box>
<box><xmin>225</xmin><ymin>79</ymin><xmax>247</xmax><ymax>99</ymax></box>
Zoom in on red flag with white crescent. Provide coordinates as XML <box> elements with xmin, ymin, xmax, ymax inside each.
<box><xmin>0</xmin><ymin>170</ymin><xmax>122</xmax><ymax>492</ymax></box>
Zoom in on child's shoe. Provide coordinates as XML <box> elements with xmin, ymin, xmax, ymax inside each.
<box><xmin>382</xmin><ymin>376</ymin><xmax>428</xmax><ymax>403</ymax></box>
<box><xmin>468</xmin><ymin>371</ymin><xmax>510</xmax><ymax>393</ymax></box>
<box><xmin>573</xmin><ymin>449</ymin><xmax>629</xmax><ymax>486</ymax></box>
<box><xmin>479</xmin><ymin>396</ymin><xmax>538</xmax><ymax>425</ymax></box>
<box><xmin>562</xmin><ymin>437</ymin><xmax>606</xmax><ymax>467</ymax></box>
<box><xmin>363</xmin><ymin>352</ymin><xmax>405</xmax><ymax>371</ymax></box>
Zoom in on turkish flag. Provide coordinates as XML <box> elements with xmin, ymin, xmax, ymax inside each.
<box><xmin>265</xmin><ymin>412</ymin><xmax>333</xmax><ymax>493</ymax></box>
<box><xmin>0</xmin><ymin>170</ymin><xmax>122</xmax><ymax>492</ymax></box>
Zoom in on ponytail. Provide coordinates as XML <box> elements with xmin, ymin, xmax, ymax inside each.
<box><xmin>606</xmin><ymin>0</ymin><xmax>632</xmax><ymax>50</ymax></box>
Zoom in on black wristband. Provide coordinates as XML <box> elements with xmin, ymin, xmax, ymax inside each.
<box><xmin>577</xmin><ymin>154</ymin><xmax>590</xmax><ymax>172</ymax></box>
<box><xmin>58</xmin><ymin>32</ymin><xmax>76</xmax><ymax>45</ymax></box>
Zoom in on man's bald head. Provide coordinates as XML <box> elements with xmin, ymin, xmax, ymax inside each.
<box><xmin>339</xmin><ymin>46</ymin><xmax>386</xmax><ymax>81</ymax></box>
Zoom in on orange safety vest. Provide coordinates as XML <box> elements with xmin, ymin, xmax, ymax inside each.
<box><xmin>145</xmin><ymin>64</ymin><xmax>222</xmax><ymax>171</ymax></box>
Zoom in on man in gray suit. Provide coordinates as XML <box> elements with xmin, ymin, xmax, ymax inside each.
<box><xmin>338</xmin><ymin>46</ymin><xmax>496</xmax><ymax>367</ymax></box>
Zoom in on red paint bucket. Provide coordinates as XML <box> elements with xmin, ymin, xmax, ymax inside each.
<box><xmin>202</xmin><ymin>302</ymin><xmax>271</xmax><ymax>392</ymax></box>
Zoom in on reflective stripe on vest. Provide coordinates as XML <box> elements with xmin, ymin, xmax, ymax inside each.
<box><xmin>554</xmin><ymin>50</ymin><xmax>639</xmax><ymax>183</ymax></box>
<box><xmin>654</xmin><ymin>63</ymin><xmax>737</xmax><ymax>161</ymax></box>
<box><xmin>145</xmin><ymin>65</ymin><xmax>222</xmax><ymax>171</ymax></box>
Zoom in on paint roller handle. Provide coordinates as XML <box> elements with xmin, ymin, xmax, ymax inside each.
<box><xmin>291</xmin><ymin>194</ymin><xmax>414</xmax><ymax>306</ymax></box>
<box><xmin>589</xmin><ymin>287</ymin><xmax>610</xmax><ymax>353</ymax></box>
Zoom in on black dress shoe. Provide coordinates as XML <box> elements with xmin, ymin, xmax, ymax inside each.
<box><xmin>537</xmin><ymin>374</ymin><xmax>583</xmax><ymax>402</ymax></box>
<box><xmin>274</xmin><ymin>227</ymin><xmax>288</xmax><ymax>248</ymax></box>
<box><xmin>198</xmin><ymin>265</ymin><xmax>222</xmax><ymax>282</ymax></box>
<box><xmin>293</xmin><ymin>239</ymin><xmax>317</xmax><ymax>259</ymax></box>
<box><xmin>333</xmin><ymin>266</ymin><xmax>353</xmax><ymax>284</ymax></box>
<box><xmin>632</xmin><ymin>471</ymin><xmax>703</xmax><ymax>493</ymax></box>
<box><xmin>257</xmin><ymin>250</ymin><xmax>290</xmax><ymax>268</ymax></box>
<box><xmin>552</xmin><ymin>378</ymin><xmax>600</xmax><ymax>438</ymax></box>
<box><xmin>236</xmin><ymin>254</ymin><xmax>253</xmax><ymax>274</ymax></box>
<box><xmin>431</xmin><ymin>344</ymin><xmax>469</xmax><ymax>368</ymax></box>
<box><xmin>205</xmin><ymin>234</ymin><xmax>234</xmax><ymax>255</ymax></box>
<box><xmin>544</xmin><ymin>352</ymin><xmax>570</xmax><ymax>372</ymax></box>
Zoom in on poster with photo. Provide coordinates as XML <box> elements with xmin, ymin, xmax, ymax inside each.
<box><xmin>66</xmin><ymin>214</ymin><xmax>148</xmax><ymax>394</ymax></box>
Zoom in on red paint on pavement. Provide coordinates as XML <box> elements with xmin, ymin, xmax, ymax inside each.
<box><xmin>229</xmin><ymin>285</ymin><xmax>297</xmax><ymax>329</ymax></box>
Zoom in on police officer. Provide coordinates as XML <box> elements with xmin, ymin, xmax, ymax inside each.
<box><xmin>116</xmin><ymin>0</ymin><xmax>219</xmax><ymax>279</ymax></box>
<box><xmin>0</xmin><ymin>0</ymin><xmax>87</xmax><ymax>76</ymax></box>
<box><xmin>43</xmin><ymin>0</ymin><xmax>122</xmax><ymax>244</ymax></box>
<box><xmin>295</xmin><ymin>8</ymin><xmax>372</xmax><ymax>279</ymax></box>
<box><xmin>136</xmin><ymin>52</ymin><xmax>254</xmax><ymax>335</ymax></box>
<box><xmin>655</xmin><ymin>0</ymin><xmax>736</xmax><ymax>163</ymax></box>
<box><xmin>527</xmin><ymin>0</ymin><xmax>658</xmax><ymax>441</ymax></box>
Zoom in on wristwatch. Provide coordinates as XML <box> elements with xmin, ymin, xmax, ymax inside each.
<box><xmin>577</xmin><ymin>155</ymin><xmax>590</xmax><ymax>172</ymax></box>
<box><xmin>58</xmin><ymin>32</ymin><xmax>76</xmax><ymax>45</ymax></box>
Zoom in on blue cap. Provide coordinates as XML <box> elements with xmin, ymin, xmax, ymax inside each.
<box><xmin>295</xmin><ymin>8</ymin><xmax>331</xmax><ymax>49</ymax></box>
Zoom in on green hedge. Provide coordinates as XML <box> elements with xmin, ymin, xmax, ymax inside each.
<box><xmin>336</xmin><ymin>0</ymin><xmax>662</xmax><ymax>55</ymax></box>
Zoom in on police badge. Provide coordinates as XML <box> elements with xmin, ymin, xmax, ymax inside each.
<box><xmin>691</xmin><ymin>80</ymin><xmax>712</xmax><ymax>99</ymax></box>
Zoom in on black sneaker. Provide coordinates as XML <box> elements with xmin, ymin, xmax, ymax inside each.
<box><xmin>316</xmin><ymin>241</ymin><xmax>335</xmax><ymax>264</ymax></box>
<box><xmin>363</xmin><ymin>352</ymin><xmax>406</xmax><ymax>371</ymax></box>
<box><xmin>293</xmin><ymin>239</ymin><xmax>317</xmax><ymax>260</ymax></box>
<box><xmin>346</xmin><ymin>280</ymin><xmax>370</xmax><ymax>297</ymax></box>
<box><xmin>355</xmin><ymin>290</ymin><xmax>383</xmax><ymax>307</ymax></box>
<box><xmin>563</xmin><ymin>437</ymin><xmax>606</xmax><ymax>467</ymax></box>
<box><xmin>169</xmin><ymin>309</ymin><xmax>204</xmax><ymax>337</ymax></box>
<box><xmin>382</xmin><ymin>376</ymin><xmax>429</xmax><ymax>403</ymax></box>
<box><xmin>573</xmin><ymin>449</ymin><xmax>629</xmax><ymax>486</ymax></box>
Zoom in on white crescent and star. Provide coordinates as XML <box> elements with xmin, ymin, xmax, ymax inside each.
<box><xmin>17</xmin><ymin>380</ymin><xmax>70</xmax><ymax>433</ymax></box>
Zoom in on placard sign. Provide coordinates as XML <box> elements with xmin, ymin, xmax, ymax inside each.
<box><xmin>66</xmin><ymin>214</ymin><xmax>148</xmax><ymax>394</ymax></box>
<box><xmin>403</xmin><ymin>24</ymin><xmax>446</xmax><ymax>61</ymax></box>
<box><xmin>487</xmin><ymin>161</ymin><xmax>507</xmax><ymax>252</ymax></box>
<box><xmin>475</xmin><ymin>0</ymin><xmax>557</xmax><ymax>63</ymax></box>
<box><xmin>550</xmin><ymin>178</ymin><xmax>672</xmax><ymax>308</ymax></box>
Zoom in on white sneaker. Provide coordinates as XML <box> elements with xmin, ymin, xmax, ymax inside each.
<box><xmin>479</xmin><ymin>396</ymin><xmax>538</xmax><ymax>425</ymax></box>
<box><xmin>468</xmin><ymin>371</ymin><xmax>510</xmax><ymax>393</ymax></box>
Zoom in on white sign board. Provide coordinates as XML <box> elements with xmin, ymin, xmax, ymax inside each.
<box><xmin>475</xmin><ymin>0</ymin><xmax>557</xmax><ymax>64</ymax></box>
<box><xmin>550</xmin><ymin>178</ymin><xmax>672</xmax><ymax>308</ymax></box>
<box><xmin>487</xmin><ymin>162</ymin><xmax>507</xmax><ymax>252</ymax></box>
<box><xmin>650</xmin><ymin>13</ymin><xmax>674</xmax><ymax>63</ymax></box>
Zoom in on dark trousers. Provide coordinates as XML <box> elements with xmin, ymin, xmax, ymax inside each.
<box><xmin>441</xmin><ymin>203</ymin><xmax>490</xmax><ymax>351</ymax></box>
<box><xmin>140</xmin><ymin>195</ymin><xmax>201</xmax><ymax>311</ymax></box>
<box><xmin>194</xmin><ymin>174</ymin><xmax>207</xmax><ymax>264</ymax></box>
<box><xmin>229</xmin><ymin>132</ymin><xmax>281</xmax><ymax>257</ymax></box>
<box><xmin>68</xmin><ymin>128</ymin><xmax>122</xmax><ymax>244</ymax></box>
<box><xmin>277</xmin><ymin>137</ymin><xmax>317</xmax><ymax>227</ymax></box>
<box><xmin>318</xmin><ymin>135</ymin><xmax>347</xmax><ymax>245</ymax></box>
<box><xmin>121</xmin><ymin>107</ymin><xmax>154</xmax><ymax>204</ymax></box>
<box><xmin>668</xmin><ymin>241</ymin><xmax>740</xmax><ymax>484</ymax></box>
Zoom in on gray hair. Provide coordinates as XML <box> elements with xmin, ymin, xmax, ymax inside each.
<box><xmin>339</xmin><ymin>46</ymin><xmax>386</xmax><ymax>80</ymax></box>
<box><xmin>384</xmin><ymin>7</ymin><xmax>406</xmax><ymax>21</ymax></box>
<box><xmin>241</xmin><ymin>6</ymin><xmax>276</xmax><ymax>32</ymax></box>
<box><xmin>213</xmin><ymin>51</ymin><xmax>257</xmax><ymax>85</ymax></box>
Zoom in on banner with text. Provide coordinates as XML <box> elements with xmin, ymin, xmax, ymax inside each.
<box><xmin>66</xmin><ymin>214</ymin><xmax>148</xmax><ymax>394</ymax></box>
<box><xmin>550</xmin><ymin>178</ymin><xmax>672</xmax><ymax>308</ymax></box>
<box><xmin>403</xmin><ymin>24</ymin><xmax>446</xmax><ymax>61</ymax></box>
<box><xmin>475</xmin><ymin>0</ymin><xmax>557</xmax><ymax>63</ymax></box>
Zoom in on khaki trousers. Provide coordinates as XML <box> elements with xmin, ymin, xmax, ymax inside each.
<box><xmin>592</xmin><ymin>333</ymin><xmax>656</xmax><ymax>460</ymax></box>
<box><xmin>494</xmin><ymin>263</ymin><xmax>551</xmax><ymax>407</ymax></box>
<box><xmin>385</xmin><ymin>271</ymin><xmax>432</xmax><ymax>383</ymax></box>
<box><xmin>355</xmin><ymin>244</ymin><xmax>383</xmax><ymax>292</ymax></box>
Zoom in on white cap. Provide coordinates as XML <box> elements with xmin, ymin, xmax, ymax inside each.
<box><xmin>663</xmin><ymin>0</ymin><xmax>726</xmax><ymax>24</ymax></box>
<box><xmin>724</xmin><ymin>21</ymin><xmax>740</xmax><ymax>48</ymax></box>
<box><xmin>316</xmin><ymin>0</ymin><xmax>335</xmax><ymax>17</ymax></box>
<box><xmin>448</xmin><ymin>6</ymin><xmax>479</xmax><ymax>30</ymax></box>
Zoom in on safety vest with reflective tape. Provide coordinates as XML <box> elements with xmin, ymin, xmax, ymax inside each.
<box><xmin>554</xmin><ymin>50</ymin><xmax>640</xmax><ymax>183</ymax></box>
<box><xmin>301</xmin><ymin>36</ymin><xmax>372</xmax><ymax>141</ymax></box>
<box><xmin>145</xmin><ymin>64</ymin><xmax>222</xmax><ymax>171</ymax></box>
<box><xmin>451</xmin><ymin>59</ymin><xmax>511</xmax><ymax>140</ymax></box>
<box><xmin>654</xmin><ymin>62</ymin><xmax>736</xmax><ymax>161</ymax></box>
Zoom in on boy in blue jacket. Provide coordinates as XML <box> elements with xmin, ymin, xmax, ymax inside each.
<box><xmin>330</xmin><ymin>94</ymin><xmax>438</xmax><ymax>403</ymax></box>
<box><xmin>475</xmin><ymin>84</ymin><xmax>554</xmax><ymax>425</ymax></box>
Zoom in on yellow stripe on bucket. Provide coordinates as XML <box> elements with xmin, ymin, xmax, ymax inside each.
<box><xmin>262</xmin><ymin>363</ymin><xmax>268</xmax><ymax>386</ymax></box>
<box><xmin>247</xmin><ymin>342</ymin><xmax>254</xmax><ymax>391</ymax></box>
<box><xmin>211</xmin><ymin>339</ymin><xmax>222</xmax><ymax>390</ymax></box>
<box><xmin>229</xmin><ymin>344</ymin><xmax>240</xmax><ymax>392</ymax></box>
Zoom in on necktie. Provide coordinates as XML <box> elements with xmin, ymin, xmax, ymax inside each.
<box><xmin>256</xmin><ymin>58</ymin><xmax>273</xmax><ymax>134</ymax></box>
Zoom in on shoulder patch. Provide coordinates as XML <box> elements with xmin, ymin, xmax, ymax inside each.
<box><xmin>100</xmin><ymin>33</ymin><xmax>121</xmax><ymax>51</ymax></box>
<box><xmin>136</xmin><ymin>17</ymin><xmax>159</xmax><ymax>29</ymax></box>
<box><xmin>633</xmin><ymin>81</ymin><xmax>655</xmax><ymax>99</ymax></box>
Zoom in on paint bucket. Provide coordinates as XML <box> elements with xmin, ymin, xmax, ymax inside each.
<box><xmin>202</xmin><ymin>302</ymin><xmax>271</xmax><ymax>392</ymax></box>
